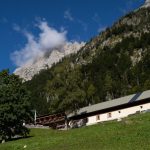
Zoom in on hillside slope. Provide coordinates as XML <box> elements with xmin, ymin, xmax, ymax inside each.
<box><xmin>25</xmin><ymin>2</ymin><xmax>150</xmax><ymax>115</ymax></box>
<box><xmin>1</xmin><ymin>112</ymin><xmax>150</xmax><ymax>150</ymax></box>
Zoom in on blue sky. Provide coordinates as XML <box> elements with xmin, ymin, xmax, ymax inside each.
<box><xmin>0</xmin><ymin>0</ymin><xmax>144</xmax><ymax>72</ymax></box>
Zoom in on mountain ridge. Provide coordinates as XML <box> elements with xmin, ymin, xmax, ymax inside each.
<box><xmin>15</xmin><ymin>1</ymin><xmax>149</xmax><ymax>81</ymax></box>
<box><xmin>14</xmin><ymin>42</ymin><xmax>85</xmax><ymax>81</ymax></box>
<box><xmin>25</xmin><ymin>3</ymin><xmax>150</xmax><ymax>115</ymax></box>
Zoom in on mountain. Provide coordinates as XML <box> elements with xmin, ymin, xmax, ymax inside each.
<box><xmin>25</xmin><ymin>1</ymin><xmax>150</xmax><ymax>115</ymax></box>
<box><xmin>14</xmin><ymin>42</ymin><xmax>85</xmax><ymax>81</ymax></box>
<box><xmin>143</xmin><ymin>0</ymin><xmax>150</xmax><ymax>8</ymax></box>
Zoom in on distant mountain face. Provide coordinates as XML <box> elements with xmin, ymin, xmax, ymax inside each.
<box><xmin>14</xmin><ymin>42</ymin><xmax>85</xmax><ymax>81</ymax></box>
<box><xmin>143</xmin><ymin>0</ymin><xmax>150</xmax><ymax>8</ymax></box>
<box><xmin>25</xmin><ymin>1</ymin><xmax>150</xmax><ymax>115</ymax></box>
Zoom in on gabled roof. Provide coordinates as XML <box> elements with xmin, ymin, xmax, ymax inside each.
<box><xmin>68</xmin><ymin>90</ymin><xmax>150</xmax><ymax>118</ymax></box>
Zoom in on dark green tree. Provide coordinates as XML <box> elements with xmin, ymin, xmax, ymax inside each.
<box><xmin>0</xmin><ymin>70</ymin><xmax>32</xmax><ymax>142</ymax></box>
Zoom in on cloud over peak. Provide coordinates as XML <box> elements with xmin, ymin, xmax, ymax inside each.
<box><xmin>39</xmin><ymin>22</ymin><xmax>67</xmax><ymax>50</ymax></box>
<box><xmin>11</xmin><ymin>21</ymin><xmax>67</xmax><ymax>67</ymax></box>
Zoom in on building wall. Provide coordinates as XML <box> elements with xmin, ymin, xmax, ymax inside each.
<box><xmin>86</xmin><ymin>102</ymin><xmax>150</xmax><ymax>126</ymax></box>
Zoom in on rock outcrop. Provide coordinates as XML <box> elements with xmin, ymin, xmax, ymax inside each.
<box><xmin>14</xmin><ymin>42</ymin><xmax>85</xmax><ymax>81</ymax></box>
<box><xmin>142</xmin><ymin>0</ymin><xmax>150</xmax><ymax>8</ymax></box>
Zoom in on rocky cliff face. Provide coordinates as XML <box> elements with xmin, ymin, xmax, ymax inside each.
<box><xmin>142</xmin><ymin>0</ymin><xmax>150</xmax><ymax>8</ymax></box>
<box><xmin>14</xmin><ymin>42</ymin><xmax>85</xmax><ymax>81</ymax></box>
<box><xmin>75</xmin><ymin>2</ymin><xmax>150</xmax><ymax>67</ymax></box>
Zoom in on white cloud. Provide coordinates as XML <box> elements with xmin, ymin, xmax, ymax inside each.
<box><xmin>39</xmin><ymin>22</ymin><xmax>67</xmax><ymax>50</ymax></box>
<box><xmin>64</xmin><ymin>10</ymin><xmax>74</xmax><ymax>21</ymax></box>
<box><xmin>11</xmin><ymin>21</ymin><xmax>67</xmax><ymax>67</ymax></box>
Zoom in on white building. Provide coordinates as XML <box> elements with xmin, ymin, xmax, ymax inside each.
<box><xmin>68</xmin><ymin>90</ymin><xmax>150</xmax><ymax>127</ymax></box>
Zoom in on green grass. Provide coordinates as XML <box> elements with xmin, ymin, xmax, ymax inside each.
<box><xmin>1</xmin><ymin>113</ymin><xmax>150</xmax><ymax>150</ymax></box>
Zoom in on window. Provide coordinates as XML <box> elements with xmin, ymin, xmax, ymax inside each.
<box><xmin>107</xmin><ymin>112</ymin><xmax>112</xmax><ymax>118</ymax></box>
<box><xmin>96</xmin><ymin>115</ymin><xmax>100</xmax><ymax>121</ymax></box>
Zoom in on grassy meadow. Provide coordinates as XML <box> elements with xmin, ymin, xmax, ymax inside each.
<box><xmin>0</xmin><ymin>112</ymin><xmax>150</xmax><ymax>150</ymax></box>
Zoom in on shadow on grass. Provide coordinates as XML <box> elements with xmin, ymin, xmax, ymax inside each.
<box><xmin>6</xmin><ymin>135</ymin><xmax>33</xmax><ymax>142</ymax></box>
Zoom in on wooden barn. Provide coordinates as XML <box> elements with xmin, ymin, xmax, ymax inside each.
<box><xmin>36</xmin><ymin>113</ymin><xmax>66</xmax><ymax>129</ymax></box>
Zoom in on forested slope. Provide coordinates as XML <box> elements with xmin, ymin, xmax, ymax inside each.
<box><xmin>25</xmin><ymin>7</ymin><xmax>150</xmax><ymax>115</ymax></box>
